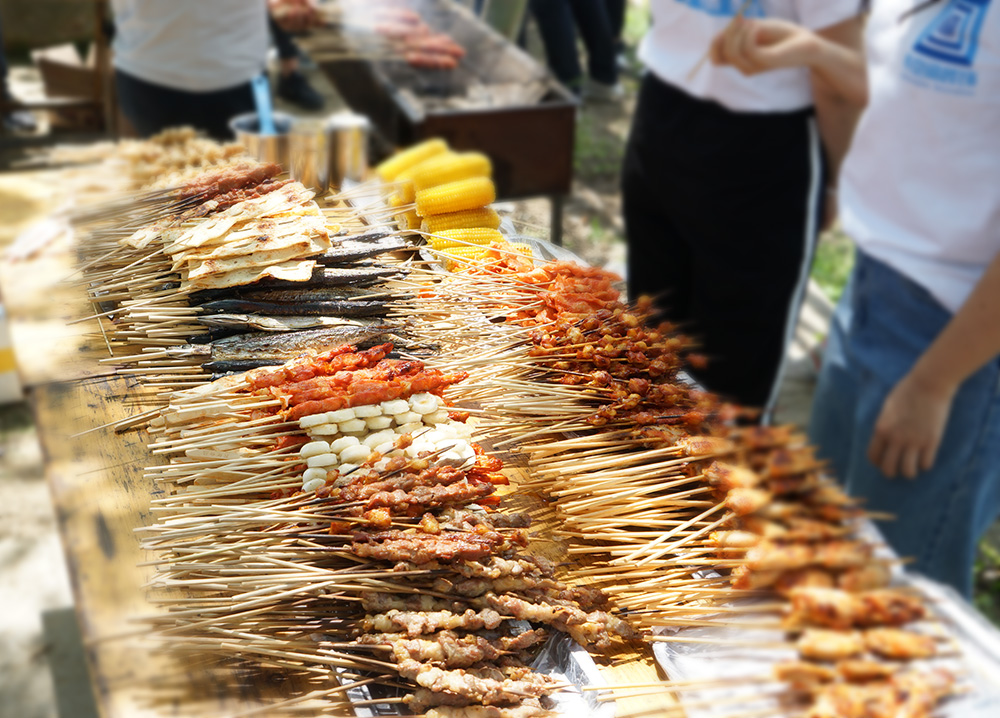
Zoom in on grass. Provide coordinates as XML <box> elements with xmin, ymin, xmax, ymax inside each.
<box><xmin>573</xmin><ymin>112</ymin><xmax>625</xmax><ymax>183</ymax></box>
<box><xmin>623</xmin><ymin>1</ymin><xmax>651</xmax><ymax>49</ymax></box>
<box><xmin>812</xmin><ymin>228</ymin><xmax>855</xmax><ymax>304</ymax></box>
<box><xmin>975</xmin><ymin>550</ymin><xmax>1000</xmax><ymax>623</ymax></box>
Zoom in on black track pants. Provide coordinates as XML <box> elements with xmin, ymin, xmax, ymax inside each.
<box><xmin>115</xmin><ymin>69</ymin><xmax>256</xmax><ymax>141</ymax></box>
<box><xmin>622</xmin><ymin>73</ymin><xmax>825</xmax><ymax>412</ymax></box>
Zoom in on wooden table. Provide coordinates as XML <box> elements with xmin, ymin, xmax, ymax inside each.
<box><xmin>0</xmin><ymin>175</ymin><xmax>677</xmax><ymax>718</ymax></box>
<box><xmin>0</xmin><ymin>173</ymin><xmax>330</xmax><ymax>715</ymax></box>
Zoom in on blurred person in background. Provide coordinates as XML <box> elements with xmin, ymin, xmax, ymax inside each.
<box><xmin>800</xmin><ymin>0</ymin><xmax>998</xmax><ymax>599</ymax></box>
<box><xmin>111</xmin><ymin>0</ymin><xmax>321</xmax><ymax>139</ymax></box>
<box><xmin>606</xmin><ymin>0</ymin><xmax>628</xmax><ymax>68</ymax></box>
<box><xmin>268</xmin><ymin>14</ymin><xmax>324</xmax><ymax>111</ymax></box>
<box><xmin>0</xmin><ymin>10</ymin><xmax>36</xmax><ymax>133</ymax></box>
<box><xmin>529</xmin><ymin>0</ymin><xmax>623</xmax><ymax>101</ymax></box>
<box><xmin>622</xmin><ymin>1</ymin><xmax>866</xmax><ymax>419</ymax></box>
<box><xmin>714</xmin><ymin>0</ymin><xmax>1000</xmax><ymax>599</ymax></box>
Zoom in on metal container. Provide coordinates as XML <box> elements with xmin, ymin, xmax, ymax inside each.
<box><xmin>326</xmin><ymin>111</ymin><xmax>371</xmax><ymax>189</ymax></box>
<box><xmin>314</xmin><ymin>0</ymin><xmax>575</xmax><ymax>200</ymax></box>
<box><xmin>289</xmin><ymin>119</ymin><xmax>328</xmax><ymax>192</ymax></box>
<box><xmin>229</xmin><ymin>112</ymin><xmax>295</xmax><ymax>167</ymax></box>
<box><xmin>287</xmin><ymin>112</ymin><xmax>371</xmax><ymax>193</ymax></box>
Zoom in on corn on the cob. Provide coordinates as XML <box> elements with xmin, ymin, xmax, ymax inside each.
<box><xmin>416</xmin><ymin>177</ymin><xmax>496</xmax><ymax>217</ymax></box>
<box><xmin>392</xmin><ymin>150</ymin><xmax>461</xmax><ymax>205</ymax></box>
<box><xmin>426</xmin><ymin>227</ymin><xmax>504</xmax><ymax>251</ymax></box>
<box><xmin>409</xmin><ymin>151</ymin><xmax>491</xmax><ymax>191</ymax></box>
<box><xmin>392</xmin><ymin>181</ymin><xmax>416</xmax><ymax>206</ymax></box>
<box><xmin>421</xmin><ymin>207</ymin><xmax>500</xmax><ymax>233</ymax></box>
<box><xmin>440</xmin><ymin>245</ymin><xmax>489</xmax><ymax>271</ymax></box>
<box><xmin>376</xmin><ymin>138</ymin><xmax>448</xmax><ymax>182</ymax></box>
<box><xmin>395</xmin><ymin>210</ymin><xmax>421</xmax><ymax>231</ymax></box>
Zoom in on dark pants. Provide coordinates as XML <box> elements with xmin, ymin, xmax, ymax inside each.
<box><xmin>268</xmin><ymin>15</ymin><xmax>299</xmax><ymax>61</ymax></box>
<box><xmin>115</xmin><ymin>69</ymin><xmax>256</xmax><ymax>141</ymax></box>
<box><xmin>606</xmin><ymin>0</ymin><xmax>627</xmax><ymax>50</ymax></box>
<box><xmin>530</xmin><ymin>0</ymin><xmax>618</xmax><ymax>87</ymax></box>
<box><xmin>622</xmin><ymin>73</ymin><xmax>826</xmax><ymax>411</ymax></box>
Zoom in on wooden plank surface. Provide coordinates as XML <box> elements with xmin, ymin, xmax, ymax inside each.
<box><xmin>0</xmin><ymin>173</ymin><xmax>113</xmax><ymax>387</ymax></box>
<box><xmin>35</xmin><ymin>375</ymin><xmax>346</xmax><ymax>718</ymax></box>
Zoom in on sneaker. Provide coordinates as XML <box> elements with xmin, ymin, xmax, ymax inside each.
<box><xmin>277</xmin><ymin>70</ymin><xmax>324</xmax><ymax>111</ymax></box>
<box><xmin>584</xmin><ymin>79</ymin><xmax>625</xmax><ymax>103</ymax></box>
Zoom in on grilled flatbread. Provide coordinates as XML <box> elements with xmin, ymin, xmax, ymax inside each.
<box><xmin>184</xmin><ymin>259</ymin><xmax>316</xmax><ymax>290</ymax></box>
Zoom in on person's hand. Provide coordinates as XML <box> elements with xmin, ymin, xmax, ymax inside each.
<box><xmin>270</xmin><ymin>0</ymin><xmax>321</xmax><ymax>32</ymax></box>
<box><xmin>867</xmin><ymin>372</ymin><xmax>956</xmax><ymax>479</ymax></box>
<box><xmin>710</xmin><ymin>17</ymin><xmax>818</xmax><ymax>75</ymax></box>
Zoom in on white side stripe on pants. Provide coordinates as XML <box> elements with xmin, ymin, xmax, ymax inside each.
<box><xmin>762</xmin><ymin>117</ymin><xmax>822</xmax><ymax>425</ymax></box>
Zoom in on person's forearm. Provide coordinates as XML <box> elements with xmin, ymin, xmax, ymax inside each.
<box><xmin>808</xmin><ymin>19</ymin><xmax>867</xmax><ymax>182</ymax></box>
<box><xmin>812</xmin><ymin>89</ymin><xmax>862</xmax><ymax>184</ymax></box>
<box><xmin>805</xmin><ymin>31</ymin><xmax>868</xmax><ymax>108</ymax></box>
<box><xmin>906</xmin><ymin>251</ymin><xmax>1000</xmax><ymax>399</ymax></box>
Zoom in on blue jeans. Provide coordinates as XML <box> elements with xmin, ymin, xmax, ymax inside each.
<box><xmin>809</xmin><ymin>251</ymin><xmax>1000</xmax><ymax>599</ymax></box>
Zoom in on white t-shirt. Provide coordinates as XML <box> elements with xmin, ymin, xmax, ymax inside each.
<box><xmin>639</xmin><ymin>1</ymin><xmax>861</xmax><ymax>112</ymax></box>
<box><xmin>112</xmin><ymin>0</ymin><xmax>269</xmax><ymax>93</ymax></box>
<box><xmin>840</xmin><ymin>0</ymin><xmax>1000</xmax><ymax>313</ymax></box>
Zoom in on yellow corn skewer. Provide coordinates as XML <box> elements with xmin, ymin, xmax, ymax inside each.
<box><xmin>394</xmin><ymin>151</ymin><xmax>492</xmax><ymax>210</ymax></box>
<box><xmin>393</xmin><ymin>181</ymin><xmax>417</xmax><ymax>206</ymax></box>
<box><xmin>421</xmin><ymin>207</ymin><xmax>500</xmax><ymax>234</ymax></box>
<box><xmin>376</xmin><ymin>138</ymin><xmax>448</xmax><ymax>182</ymax></box>
<box><xmin>410</xmin><ymin>152</ymin><xmax>491</xmax><ymax>191</ymax></box>
<box><xmin>426</xmin><ymin>227</ymin><xmax>504</xmax><ymax>251</ymax></box>
<box><xmin>416</xmin><ymin>176</ymin><xmax>496</xmax><ymax>217</ymax></box>
<box><xmin>395</xmin><ymin>210</ymin><xmax>421</xmax><ymax>231</ymax></box>
<box><xmin>439</xmin><ymin>245</ymin><xmax>489</xmax><ymax>270</ymax></box>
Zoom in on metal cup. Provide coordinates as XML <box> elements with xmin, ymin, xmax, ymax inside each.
<box><xmin>289</xmin><ymin>119</ymin><xmax>328</xmax><ymax>192</ymax></box>
<box><xmin>325</xmin><ymin>111</ymin><xmax>371</xmax><ymax>189</ymax></box>
<box><xmin>228</xmin><ymin>112</ymin><xmax>295</xmax><ymax>166</ymax></box>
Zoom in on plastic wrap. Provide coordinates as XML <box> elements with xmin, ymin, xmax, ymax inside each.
<box><xmin>651</xmin><ymin>569</ymin><xmax>1000</xmax><ymax>717</ymax></box>
<box><xmin>341</xmin><ymin>625</ymin><xmax>614</xmax><ymax>717</ymax></box>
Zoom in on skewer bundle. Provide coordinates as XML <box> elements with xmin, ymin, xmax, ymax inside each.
<box><xmin>58</xmin><ymin>132</ymin><xmax>985</xmax><ymax>717</ymax></box>
<box><xmin>140</xmin><ymin>344</ymin><xmax>640</xmax><ymax>716</ymax></box>
<box><xmin>377</xmin><ymin>252</ymin><xmax>973</xmax><ymax>717</ymax></box>
<box><xmin>73</xmin><ymin>148</ymin><xmax>423</xmax><ymax>403</ymax></box>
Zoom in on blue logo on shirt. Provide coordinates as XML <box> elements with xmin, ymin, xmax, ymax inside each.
<box><xmin>676</xmin><ymin>0</ymin><xmax>765</xmax><ymax>18</ymax></box>
<box><xmin>903</xmin><ymin>0</ymin><xmax>992</xmax><ymax>94</ymax></box>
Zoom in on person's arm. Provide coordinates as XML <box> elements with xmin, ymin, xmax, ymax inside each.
<box><xmin>808</xmin><ymin>18</ymin><xmax>867</xmax><ymax>187</ymax></box>
<box><xmin>709</xmin><ymin>16</ymin><xmax>867</xmax><ymax>223</ymax></box>
<box><xmin>269</xmin><ymin>0</ymin><xmax>321</xmax><ymax>32</ymax></box>
<box><xmin>710</xmin><ymin>16</ymin><xmax>867</xmax><ymax>106</ymax></box>
<box><xmin>868</xmin><ymin>251</ymin><xmax>1000</xmax><ymax>478</ymax></box>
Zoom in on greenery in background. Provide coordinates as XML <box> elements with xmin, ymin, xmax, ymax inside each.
<box><xmin>812</xmin><ymin>228</ymin><xmax>855</xmax><ymax>303</ymax></box>
<box><xmin>587</xmin><ymin>217</ymin><xmax>618</xmax><ymax>248</ymax></box>
<box><xmin>623</xmin><ymin>0</ymin><xmax>652</xmax><ymax>50</ymax></box>
<box><xmin>975</xmin><ymin>544</ymin><xmax>1000</xmax><ymax>625</ymax></box>
<box><xmin>573</xmin><ymin>112</ymin><xmax>624</xmax><ymax>182</ymax></box>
